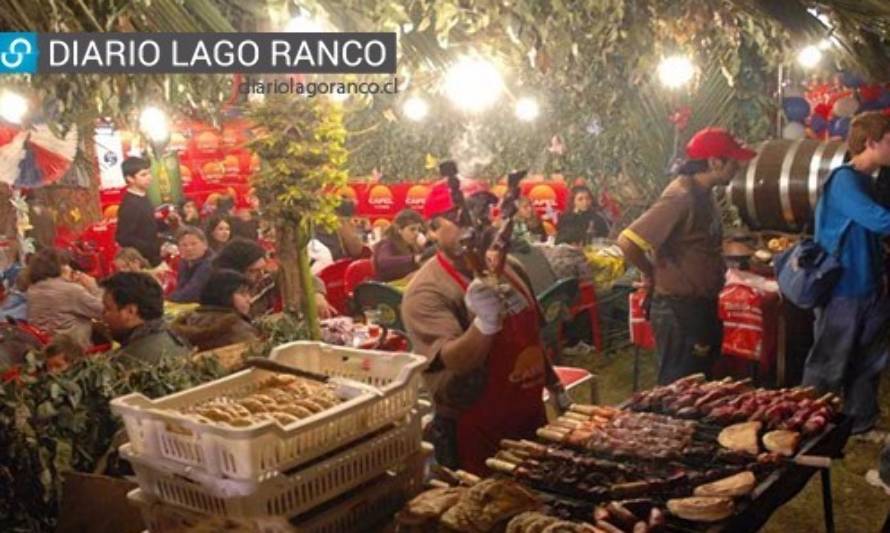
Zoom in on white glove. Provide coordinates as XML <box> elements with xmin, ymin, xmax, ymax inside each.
<box><xmin>465</xmin><ymin>279</ymin><xmax>505</xmax><ymax>335</ymax></box>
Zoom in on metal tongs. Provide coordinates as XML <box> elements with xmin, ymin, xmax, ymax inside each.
<box><xmin>242</xmin><ymin>357</ymin><xmax>384</xmax><ymax>397</ymax></box>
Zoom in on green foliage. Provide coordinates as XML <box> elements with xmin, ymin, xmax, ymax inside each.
<box><xmin>0</xmin><ymin>353</ymin><xmax>226</xmax><ymax>532</ymax></box>
<box><xmin>0</xmin><ymin>0</ymin><xmax>249</xmax><ymax>132</ymax></box>
<box><xmin>247</xmin><ymin>95</ymin><xmax>349</xmax><ymax>238</ymax></box>
<box><xmin>323</xmin><ymin>0</ymin><xmax>788</xmax><ymax>203</ymax></box>
<box><xmin>246</xmin><ymin>312</ymin><xmax>312</xmax><ymax>358</ymax></box>
<box><xmin>247</xmin><ymin>95</ymin><xmax>348</xmax><ymax>337</ymax></box>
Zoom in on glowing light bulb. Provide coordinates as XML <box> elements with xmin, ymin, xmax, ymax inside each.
<box><xmin>443</xmin><ymin>57</ymin><xmax>504</xmax><ymax>112</ymax></box>
<box><xmin>402</xmin><ymin>96</ymin><xmax>429</xmax><ymax>121</ymax></box>
<box><xmin>657</xmin><ymin>55</ymin><xmax>695</xmax><ymax>89</ymax></box>
<box><xmin>139</xmin><ymin>106</ymin><xmax>170</xmax><ymax>144</ymax></box>
<box><xmin>797</xmin><ymin>45</ymin><xmax>823</xmax><ymax>69</ymax></box>
<box><xmin>0</xmin><ymin>90</ymin><xmax>28</xmax><ymax>125</ymax></box>
<box><xmin>515</xmin><ymin>97</ymin><xmax>539</xmax><ymax>121</ymax></box>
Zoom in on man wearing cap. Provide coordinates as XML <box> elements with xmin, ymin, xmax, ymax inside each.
<box><xmin>617</xmin><ymin>128</ymin><xmax>756</xmax><ymax>385</ymax></box>
<box><xmin>402</xmin><ymin>162</ymin><xmax>566</xmax><ymax>475</ymax></box>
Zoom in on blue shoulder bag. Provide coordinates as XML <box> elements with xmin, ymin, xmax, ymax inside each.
<box><xmin>774</xmin><ymin>168</ymin><xmax>852</xmax><ymax>309</ymax></box>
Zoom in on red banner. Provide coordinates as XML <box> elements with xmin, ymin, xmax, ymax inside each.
<box><xmin>98</xmin><ymin>119</ymin><xmax>570</xmax><ymax>221</ymax></box>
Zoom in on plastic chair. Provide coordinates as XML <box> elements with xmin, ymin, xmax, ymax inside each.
<box><xmin>537</xmin><ymin>278</ymin><xmax>580</xmax><ymax>363</ymax></box>
<box><xmin>570</xmin><ymin>281</ymin><xmax>603</xmax><ymax>352</ymax></box>
<box><xmin>318</xmin><ymin>258</ymin><xmax>354</xmax><ymax>315</ymax></box>
<box><xmin>352</xmin><ymin>281</ymin><xmax>405</xmax><ymax>331</ymax></box>
<box><xmin>344</xmin><ymin>259</ymin><xmax>375</xmax><ymax>297</ymax></box>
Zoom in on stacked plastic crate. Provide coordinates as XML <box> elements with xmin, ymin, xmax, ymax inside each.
<box><xmin>112</xmin><ymin>342</ymin><xmax>428</xmax><ymax>532</ymax></box>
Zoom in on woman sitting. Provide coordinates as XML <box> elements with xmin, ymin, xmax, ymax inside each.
<box><xmin>204</xmin><ymin>213</ymin><xmax>232</xmax><ymax>253</ymax></box>
<box><xmin>26</xmin><ymin>248</ymin><xmax>103</xmax><ymax>349</ymax></box>
<box><xmin>178</xmin><ymin>198</ymin><xmax>202</xmax><ymax>226</ymax></box>
<box><xmin>515</xmin><ymin>196</ymin><xmax>548</xmax><ymax>243</ymax></box>
<box><xmin>113</xmin><ymin>247</ymin><xmax>152</xmax><ymax>273</ymax></box>
<box><xmin>372</xmin><ymin>209</ymin><xmax>425</xmax><ymax>282</ymax></box>
<box><xmin>113</xmin><ymin>247</ymin><xmax>172</xmax><ymax>289</ymax></box>
<box><xmin>172</xmin><ymin>269</ymin><xmax>259</xmax><ymax>351</ymax></box>
<box><xmin>168</xmin><ymin>226</ymin><xmax>214</xmax><ymax>303</ymax></box>
<box><xmin>556</xmin><ymin>185</ymin><xmax>610</xmax><ymax>245</ymax></box>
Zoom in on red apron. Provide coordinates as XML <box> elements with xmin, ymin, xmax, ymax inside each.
<box><xmin>436</xmin><ymin>252</ymin><xmax>547</xmax><ymax>475</ymax></box>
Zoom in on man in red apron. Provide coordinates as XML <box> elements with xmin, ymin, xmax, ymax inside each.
<box><xmin>402</xmin><ymin>176</ymin><xmax>565</xmax><ymax>475</ymax></box>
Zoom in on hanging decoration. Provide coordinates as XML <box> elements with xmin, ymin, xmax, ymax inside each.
<box><xmin>9</xmin><ymin>191</ymin><xmax>34</xmax><ymax>259</ymax></box>
<box><xmin>668</xmin><ymin>106</ymin><xmax>692</xmax><ymax>131</ymax></box>
<box><xmin>0</xmin><ymin>123</ymin><xmax>77</xmax><ymax>188</ymax></box>
<box><xmin>797</xmin><ymin>76</ymin><xmax>890</xmax><ymax>141</ymax></box>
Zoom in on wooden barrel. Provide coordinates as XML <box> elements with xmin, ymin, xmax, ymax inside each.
<box><xmin>728</xmin><ymin>139</ymin><xmax>848</xmax><ymax>232</ymax></box>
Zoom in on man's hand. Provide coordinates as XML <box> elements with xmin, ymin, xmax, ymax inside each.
<box><xmin>464</xmin><ymin>279</ymin><xmax>505</xmax><ymax>335</ymax></box>
<box><xmin>315</xmin><ymin>293</ymin><xmax>337</xmax><ymax>319</ymax></box>
<box><xmin>75</xmin><ymin>271</ymin><xmax>99</xmax><ymax>293</ymax></box>
<box><xmin>633</xmin><ymin>274</ymin><xmax>654</xmax><ymax>292</ymax></box>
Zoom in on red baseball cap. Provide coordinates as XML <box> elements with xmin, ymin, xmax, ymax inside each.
<box><xmin>422</xmin><ymin>178</ymin><xmax>490</xmax><ymax>220</ymax></box>
<box><xmin>685</xmin><ymin>127</ymin><xmax>757</xmax><ymax>161</ymax></box>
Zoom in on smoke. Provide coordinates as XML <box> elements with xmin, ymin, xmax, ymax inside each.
<box><xmin>449</xmin><ymin>123</ymin><xmax>493</xmax><ymax>178</ymax></box>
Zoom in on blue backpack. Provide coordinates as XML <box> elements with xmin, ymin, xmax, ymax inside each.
<box><xmin>774</xmin><ymin>169</ymin><xmax>851</xmax><ymax>309</ymax></box>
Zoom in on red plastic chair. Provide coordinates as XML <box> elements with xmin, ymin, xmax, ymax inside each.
<box><xmin>570</xmin><ymin>281</ymin><xmax>603</xmax><ymax>352</ymax></box>
<box><xmin>318</xmin><ymin>258</ymin><xmax>354</xmax><ymax>315</ymax></box>
<box><xmin>344</xmin><ymin>259</ymin><xmax>375</xmax><ymax>298</ymax></box>
<box><xmin>628</xmin><ymin>288</ymin><xmax>656</xmax><ymax>392</ymax></box>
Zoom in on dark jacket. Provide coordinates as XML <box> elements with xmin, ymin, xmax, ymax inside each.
<box><xmin>230</xmin><ymin>217</ymin><xmax>260</xmax><ymax>241</ymax></box>
<box><xmin>373</xmin><ymin>237</ymin><xmax>419</xmax><ymax>282</ymax></box>
<box><xmin>171</xmin><ymin>305</ymin><xmax>259</xmax><ymax>351</ymax></box>
<box><xmin>556</xmin><ymin>209</ymin><xmax>609</xmax><ymax>245</ymax></box>
<box><xmin>168</xmin><ymin>250</ymin><xmax>214</xmax><ymax>303</ymax></box>
<box><xmin>116</xmin><ymin>319</ymin><xmax>191</xmax><ymax>366</ymax></box>
<box><xmin>115</xmin><ymin>191</ymin><xmax>161</xmax><ymax>266</ymax></box>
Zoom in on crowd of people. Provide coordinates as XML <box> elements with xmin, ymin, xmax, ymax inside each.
<box><xmin>0</xmin><ymin>148</ymin><xmax>624</xmax><ymax>380</ymax></box>
<box><xmin>10</xmin><ymin>118</ymin><xmax>890</xmax><ymax>484</ymax></box>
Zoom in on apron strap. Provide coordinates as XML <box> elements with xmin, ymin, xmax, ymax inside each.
<box><xmin>437</xmin><ymin>251</ymin><xmax>470</xmax><ymax>291</ymax></box>
<box><xmin>501</xmin><ymin>267</ymin><xmax>537</xmax><ymax>310</ymax></box>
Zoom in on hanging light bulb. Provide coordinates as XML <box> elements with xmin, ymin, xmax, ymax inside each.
<box><xmin>443</xmin><ymin>57</ymin><xmax>504</xmax><ymax>112</ymax></box>
<box><xmin>797</xmin><ymin>45</ymin><xmax>823</xmax><ymax>69</ymax></box>
<box><xmin>139</xmin><ymin>106</ymin><xmax>170</xmax><ymax>144</ymax></box>
<box><xmin>285</xmin><ymin>13</ymin><xmax>327</xmax><ymax>32</ymax></box>
<box><xmin>657</xmin><ymin>56</ymin><xmax>695</xmax><ymax>89</ymax></box>
<box><xmin>402</xmin><ymin>96</ymin><xmax>429</xmax><ymax>121</ymax></box>
<box><xmin>0</xmin><ymin>90</ymin><xmax>28</xmax><ymax>125</ymax></box>
<box><xmin>515</xmin><ymin>97</ymin><xmax>539</xmax><ymax>121</ymax></box>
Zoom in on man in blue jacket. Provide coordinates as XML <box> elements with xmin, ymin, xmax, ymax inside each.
<box><xmin>805</xmin><ymin>111</ymin><xmax>890</xmax><ymax>434</ymax></box>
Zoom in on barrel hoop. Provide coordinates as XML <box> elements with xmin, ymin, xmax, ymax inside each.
<box><xmin>829</xmin><ymin>143</ymin><xmax>847</xmax><ymax>175</ymax></box>
<box><xmin>808</xmin><ymin>141</ymin><xmax>831</xmax><ymax>209</ymax></box>
<box><xmin>745</xmin><ymin>141</ymin><xmax>768</xmax><ymax>227</ymax></box>
<box><xmin>779</xmin><ymin>139</ymin><xmax>804</xmax><ymax>226</ymax></box>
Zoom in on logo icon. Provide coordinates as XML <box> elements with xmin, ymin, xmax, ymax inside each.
<box><xmin>0</xmin><ymin>33</ymin><xmax>38</xmax><ymax>74</ymax></box>
<box><xmin>368</xmin><ymin>184</ymin><xmax>394</xmax><ymax>206</ymax></box>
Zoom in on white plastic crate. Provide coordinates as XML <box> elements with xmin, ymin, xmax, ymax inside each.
<box><xmin>123</xmin><ymin>414</ymin><xmax>422</xmax><ymax>519</ymax></box>
<box><xmin>128</xmin><ymin>444</ymin><xmax>431</xmax><ymax>533</ymax></box>
<box><xmin>112</xmin><ymin>342</ymin><xmax>425</xmax><ymax>480</ymax></box>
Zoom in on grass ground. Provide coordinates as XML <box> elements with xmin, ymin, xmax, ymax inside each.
<box><xmin>561</xmin><ymin>343</ymin><xmax>890</xmax><ymax>532</ymax></box>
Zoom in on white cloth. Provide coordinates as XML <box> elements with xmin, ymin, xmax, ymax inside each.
<box><xmin>309</xmin><ymin>239</ymin><xmax>334</xmax><ymax>274</ymax></box>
